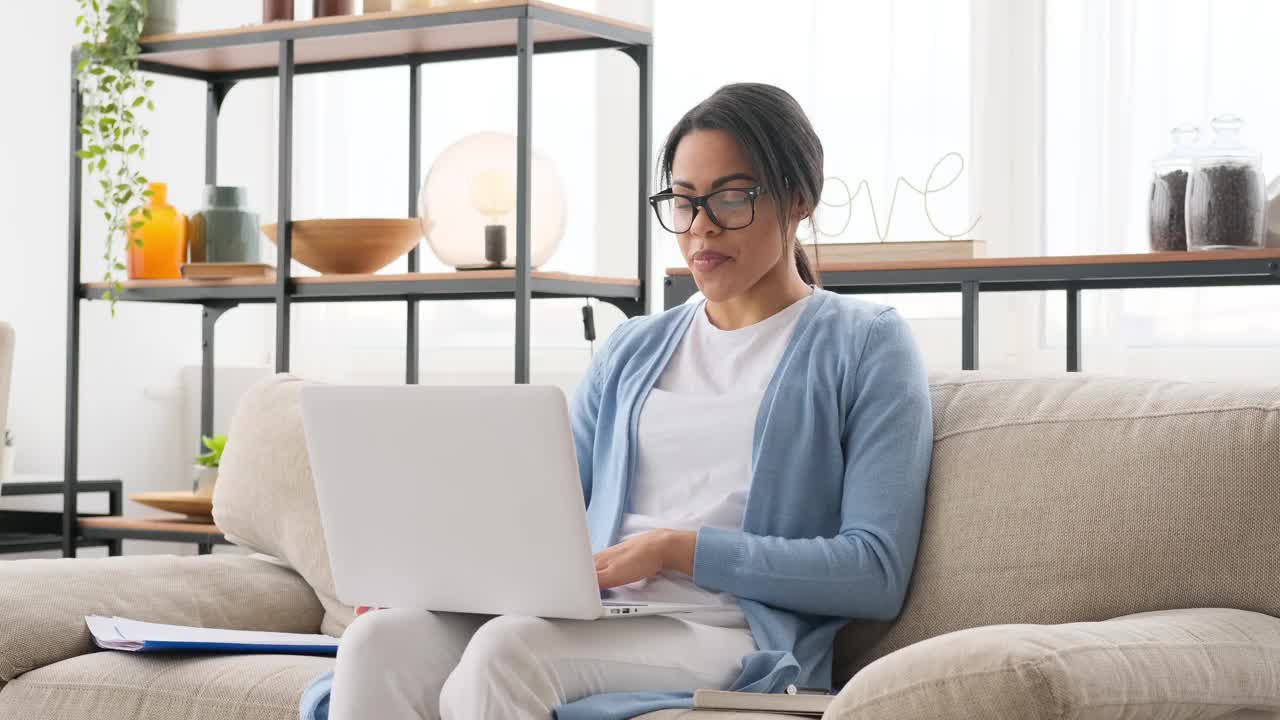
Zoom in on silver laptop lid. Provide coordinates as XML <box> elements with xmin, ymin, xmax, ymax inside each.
<box><xmin>301</xmin><ymin>384</ymin><xmax>603</xmax><ymax>619</ymax></box>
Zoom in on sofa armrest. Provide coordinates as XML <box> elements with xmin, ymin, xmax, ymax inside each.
<box><xmin>0</xmin><ymin>554</ymin><xmax>323</xmax><ymax>681</ymax></box>
<box><xmin>826</xmin><ymin>607</ymin><xmax>1280</xmax><ymax>720</ymax></box>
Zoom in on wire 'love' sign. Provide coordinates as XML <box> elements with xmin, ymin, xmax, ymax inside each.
<box><xmin>799</xmin><ymin>151</ymin><xmax>982</xmax><ymax>243</ymax></box>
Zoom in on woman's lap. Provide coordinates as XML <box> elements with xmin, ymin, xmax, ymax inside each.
<box><xmin>329</xmin><ymin>608</ymin><xmax>488</xmax><ymax>720</ymax></box>
<box><xmin>329</xmin><ymin>609</ymin><xmax>754</xmax><ymax>720</ymax></box>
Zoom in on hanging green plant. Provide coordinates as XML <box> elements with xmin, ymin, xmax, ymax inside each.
<box><xmin>75</xmin><ymin>0</ymin><xmax>155</xmax><ymax>313</ymax></box>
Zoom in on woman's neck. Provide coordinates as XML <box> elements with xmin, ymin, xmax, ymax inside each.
<box><xmin>705</xmin><ymin>262</ymin><xmax>813</xmax><ymax>331</ymax></box>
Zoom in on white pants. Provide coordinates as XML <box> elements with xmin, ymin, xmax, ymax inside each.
<box><xmin>328</xmin><ymin>609</ymin><xmax>755</xmax><ymax>720</ymax></box>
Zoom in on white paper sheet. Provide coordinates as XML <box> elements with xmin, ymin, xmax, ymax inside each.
<box><xmin>85</xmin><ymin>615</ymin><xmax>339</xmax><ymax>653</ymax></box>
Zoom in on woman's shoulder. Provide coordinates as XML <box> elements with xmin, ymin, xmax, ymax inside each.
<box><xmin>601</xmin><ymin>290</ymin><xmax>909</xmax><ymax>362</ymax></box>
<box><xmin>614</xmin><ymin>291</ymin><xmax>903</xmax><ymax>344</ymax></box>
<box><xmin>594</xmin><ymin>302</ymin><xmax>697</xmax><ymax>367</ymax></box>
<box><xmin>814</xmin><ymin>286</ymin><xmax>896</xmax><ymax>317</ymax></box>
<box><xmin>809</xmin><ymin>289</ymin><xmax>904</xmax><ymax>338</ymax></box>
<box><xmin>608</xmin><ymin>302</ymin><xmax>696</xmax><ymax>345</ymax></box>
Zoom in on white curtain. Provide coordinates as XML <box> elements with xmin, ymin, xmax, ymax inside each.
<box><xmin>1042</xmin><ymin>0</ymin><xmax>1280</xmax><ymax>351</ymax></box>
<box><xmin>251</xmin><ymin>1</ymin><xmax>1280</xmax><ymax>381</ymax></box>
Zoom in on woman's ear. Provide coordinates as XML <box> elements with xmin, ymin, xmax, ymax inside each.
<box><xmin>793</xmin><ymin>191</ymin><xmax>811</xmax><ymax>221</ymax></box>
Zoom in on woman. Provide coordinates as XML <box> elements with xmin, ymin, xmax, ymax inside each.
<box><xmin>325</xmin><ymin>82</ymin><xmax>933</xmax><ymax>720</ymax></box>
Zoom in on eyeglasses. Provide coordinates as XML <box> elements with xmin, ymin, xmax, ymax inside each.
<box><xmin>648</xmin><ymin>186</ymin><xmax>766</xmax><ymax>234</ymax></box>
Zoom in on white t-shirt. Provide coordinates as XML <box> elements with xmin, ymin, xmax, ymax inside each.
<box><xmin>607</xmin><ymin>293</ymin><xmax>812</xmax><ymax>627</ymax></box>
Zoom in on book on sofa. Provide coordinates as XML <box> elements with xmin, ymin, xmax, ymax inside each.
<box><xmin>85</xmin><ymin>615</ymin><xmax>339</xmax><ymax>655</ymax></box>
<box><xmin>692</xmin><ymin>688</ymin><xmax>834</xmax><ymax>716</ymax></box>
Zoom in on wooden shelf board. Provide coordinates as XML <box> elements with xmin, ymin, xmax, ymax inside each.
<box><xmin>291</xmin><ymin>270</ymin><xmax>640</xmax><ymax>286</ymax></box>
<box><xmin>136</xmin><ymin>0</ymin><xmax>649</xmax><ymax>75</ymax></box>
<box><xmin>82</xmin><ymin>271</ymin><xmax>638</xmax><ymax>291</ymax></box>
<box><xmin>82</xmin><ymin>277</ymin><xmax>274</xmax><ymax>291</ymax></box>
<box><xmin>79</xmin><ymin>516</ymin><xmax>222</xmax><ymax>536</ymax></box>
<box><xmin>666</xmin><ymin>248</ymin><xmax>1280</xmax><ymax>276</ymax></box>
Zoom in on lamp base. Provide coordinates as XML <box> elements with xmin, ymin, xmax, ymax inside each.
<box><xmin>484</xmin><ymin>224</ymin><xmax>509</xmax><ymax>265</ymax></box>
<box><xmin>452</xmin><ymin>262</ymin><xmax>548</xmax><ymax>272</ymax></box>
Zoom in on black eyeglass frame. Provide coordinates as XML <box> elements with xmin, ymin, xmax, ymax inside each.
<box><xmin>647</xmin><ymin>186</ymin><xmax>768</xmax><ymax>233</ymax></box>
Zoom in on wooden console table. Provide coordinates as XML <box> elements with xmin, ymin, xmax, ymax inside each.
<box><xmin>78</xmin><ymin>516</ymin><xmax>230</xmax><ymax>556</ymax></box>
<box><xmin>664</xmin><ymin>248</ymin><xmax>1280</xmax><ymax>371</ymax></box>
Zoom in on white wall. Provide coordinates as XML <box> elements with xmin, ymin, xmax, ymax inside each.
<box><xmin>0</xmin><ymin>1</ymin><xmax>272</xmax><ymax>557</ymax></box>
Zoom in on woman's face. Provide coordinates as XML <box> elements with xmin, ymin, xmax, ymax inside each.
<box><xmin>669</xmin><ymin>129</ymin><xmax>793</xmax><ymax>303</ymax></box>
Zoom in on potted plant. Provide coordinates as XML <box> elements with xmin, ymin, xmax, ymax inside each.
<box><xmin>192</xmin><ymin>434</ymin><xmax>226</xmax><ymax>497</ymax></box>
<box><xmin>74</xmin><ymin>0</ymin><xmax>156</xmax><ymax>312</ymax></box>
<box><xmin>0</xmin><ymin>430</ymin><xmax>13</xmax><ymax>484</ymax></box>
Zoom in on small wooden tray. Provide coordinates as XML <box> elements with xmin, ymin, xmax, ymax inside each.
<box><xmin>802</xmin><ymin>240</ymin><xmax>987</xmax><ymax>264</ymax></box>
<box><xmin>129</xmin><ymin>491</ymin><xmax>214</xmax><ymax>519</ymax></box>
<box><xmin>180</xmin><ymin>262</ymin><xmax>275</xmax><ymax>281</ymax></box>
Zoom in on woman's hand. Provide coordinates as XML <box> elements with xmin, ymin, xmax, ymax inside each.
<box><xmin>594</xmin><ymin>529</ymin><xmax>697</xmax><ymax>590</ymax></box>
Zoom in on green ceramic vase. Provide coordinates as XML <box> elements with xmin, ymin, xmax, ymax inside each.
<box><xmin>189</xmin><ymin>186</ymin><xmax>262</xmax><ymax>263</ymax></box>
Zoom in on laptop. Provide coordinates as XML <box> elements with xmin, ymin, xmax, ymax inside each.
<box><xmin>300</xmin><ymin>384</ymin><xmax>719</xmax><ymax>620</ymax></box>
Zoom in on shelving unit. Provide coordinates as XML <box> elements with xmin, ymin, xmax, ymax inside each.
<box><xmin>0</xmin><ymin>479</ymin><xmax>123</xmax><ymax>555</ymax></box>
<box><xmin>63</xmin><ymin>0</ymin><xmax>653</xmax><ymax>557</ymax></box>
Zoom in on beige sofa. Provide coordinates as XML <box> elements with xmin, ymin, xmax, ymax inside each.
<box><xmin>1</xmin><ymin>371</ymin><xmax>1278</xmax><ymax>720</ymax></box>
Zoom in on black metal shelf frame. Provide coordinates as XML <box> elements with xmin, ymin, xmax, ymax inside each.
<box><xmin>63</xmin><ymin>4</ymin><xmax>654</xmax><ymax>557</ymax></box>
<box><xmin>665</xmin><ymin>253</ymin><xmax>1280</xmax><ymax>372</ymax></box>
<box><xmin>0</xmin><ymin>480</ymin><xmax>123</xmax><ymax>556</ymax></box>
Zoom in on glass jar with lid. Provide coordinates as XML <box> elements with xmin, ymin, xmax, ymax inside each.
<box><xmin>1186</xmin><ymin>114</ymin><xmax>1266</xmax><ymax>250</ymax></box>
<box><xmin>1148</xmin><ymin>124</ymin><xmax>1199</xmax><ymax>252</ymax></box>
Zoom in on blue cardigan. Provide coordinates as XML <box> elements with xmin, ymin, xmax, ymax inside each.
<box><xmin>299</xmin><ymin>288</ymin><xmax>934</xmax><ymax>720</ymax></box>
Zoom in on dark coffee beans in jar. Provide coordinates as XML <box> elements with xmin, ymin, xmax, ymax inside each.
<box><xmin>1189</xmin><ymin>164</ymin><xmax>1264</xmax><ymax>248</ymax></box>
<box><xmin>1149</xmin><ymin>169</ymin><xmax>1188</xmax><ymax>251</ymax></box>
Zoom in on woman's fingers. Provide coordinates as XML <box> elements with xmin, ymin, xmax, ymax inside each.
<box><xmin>594</xmin><ymin>531</ymin><xmax>667</xmax><ymax>589</ymax></box>
<box><xmin>597</xmin><ymin>565</ymin><xmax>627</xmax><ymax>590</ymax></box>
<box><xmin>595</xmin><ymin>552</ymin><xmax>627</xmax><ymax>589</ymax></box>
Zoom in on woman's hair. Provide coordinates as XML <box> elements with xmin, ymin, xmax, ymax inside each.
<box><xmin>657</xmin><ymin>83</ymin><xmax>823</xmax><ymax>287</ymax></box>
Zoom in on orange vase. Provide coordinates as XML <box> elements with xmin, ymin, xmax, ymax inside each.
<box><xmin>127</xmin><ymin>183</ymin><xmax>188</xmax><ymax>280</ymax></box>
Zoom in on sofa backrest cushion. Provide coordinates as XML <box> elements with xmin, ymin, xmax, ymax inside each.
<box><xmin>834</xmin><ymin>371</ymin><xmax>1280</xmax><ymax>683</ymax></box>
<box><xmin>214</xmin><ymin>374</ymin><xmax>356</xmax><ymax>636</ymax></box>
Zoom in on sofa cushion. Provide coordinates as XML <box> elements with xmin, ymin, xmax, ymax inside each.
<box><xmin>0</xmin><ymin>652</ymin><xmax>796</xmax><ymax>720</ymax></box>
<box><xmin>835</xmin><ymin>371</ymin><xmax>1280</xmax><ymax>682</ymax></box>
<box><xmin>214</xmin><ymin>374</ymin><xmax>356</xmax><ymax>637</ymax></box>
<box><xmin>0</xmin><ymin>650</ymin><xmax>333</xmax><ymax>720</ymax></box>
<box><xmin>827</xmin><ymin>607</ymin><xmax>1280</xmax><ymax>720</ymax></box>
<box><xmin>0</xmin><ymin>554</ymin><xmax>324</xmax><ymax>683</ymax></box>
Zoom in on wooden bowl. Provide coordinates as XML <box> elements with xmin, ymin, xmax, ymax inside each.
<box><xmin>130</xmin><ymin>491</ymin><xmax>214</xmax><ymax>520</ymax></box>
<box><xmin>262</xmin><ymin>219</ymin><xmax>423</xmax><ymax>274</ymax></box>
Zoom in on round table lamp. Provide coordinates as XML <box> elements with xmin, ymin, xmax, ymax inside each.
<box><xmin>419</xmin><ymin>132</ymin><xmax>567</xmax><ymax>270</ymax></box>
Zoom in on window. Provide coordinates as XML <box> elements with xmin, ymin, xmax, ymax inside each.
<box><xmin>268</xmin><ymin>3</ymin><xmax>605</xmax><ymax>379</ymax></box>
<box><xmin>653</xmin><ymin>0</ymin><xmax>974</xmax><ymax>318</ymax></box>
<box><xmin>252</xmin><ymin>0</ymin><xmax>986</xmax><ymax>380</ymax></box>
<box><xmin>1044</xmin><ymin>0</ymin><xmax>1280</xmax><ymax>348</ymax></box>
